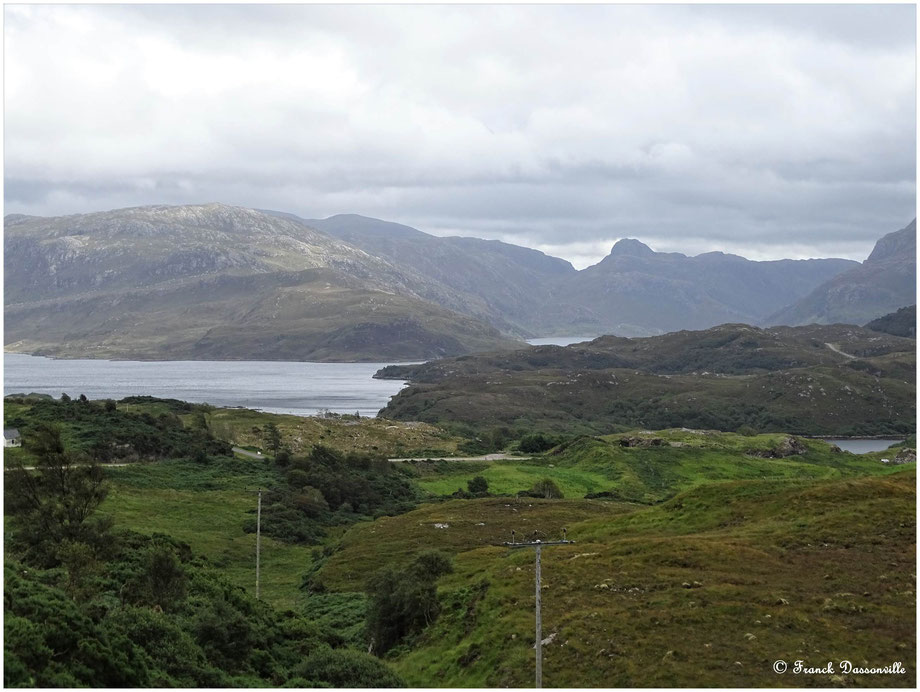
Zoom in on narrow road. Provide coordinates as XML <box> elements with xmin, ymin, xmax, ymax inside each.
<box><xmin>232</xmin><ymin>446</ymin><xmax>267</xmax><ymax>459</ymax></box>
<box><xmin>825</xmin><ymin>342</ymin><xmax>857</xmax><ymax>360</ymax></box>
<box><xmin>4</xmin><ymin>462</ymin><xmax>133</xmax><ymax>472</ymax></box>
<box><xmin>389</xmin><ymin>453</ymin><xmax>531</xmax><ymax>462</ymax></box>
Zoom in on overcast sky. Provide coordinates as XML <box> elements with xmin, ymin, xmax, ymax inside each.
<box><xmin>4</xmin><ymin>4</ymin><xmax>916</xmax><ymax>268</ymax></box>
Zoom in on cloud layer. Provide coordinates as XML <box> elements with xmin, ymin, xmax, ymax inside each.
<box><xmin>4</xmin><ymin>4</ymin><xmax>915</xmax><ymax>267</ymax></box>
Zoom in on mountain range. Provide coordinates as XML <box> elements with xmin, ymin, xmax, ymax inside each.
<box><xmin>4</xmin><ymin>204</ymin><xmax>915</xmax><ymax>361</ymax></box>
<box><xmin>766</xmin><ymin>219</ymin><xmax>916</xmax><ymax>327</ymax></box>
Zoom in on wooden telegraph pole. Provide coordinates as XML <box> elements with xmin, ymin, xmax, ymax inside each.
<box><xmin>504</xmin><ymin>528</ymin><xmax>573</xmax><ymax>688</ymax></box>
<box><xmin>255</xmin><ymin>488</ymin><xmax>262</xmax><ymax>600</ymax></box>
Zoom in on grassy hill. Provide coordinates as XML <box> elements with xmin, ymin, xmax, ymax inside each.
<box><xmin>313</xmin><ymin>469</ymin><xmax>915</xmax><ymax>687</ymax></box>
<box><xmin>378</xmin><ymin>324</ymin><xmax>916</xmax><ymax>436</ymax></box>
<box><xmin>867</xmin><ymin>305</ymin><xmax>916</xmax><ymax>338</ymax></box>
<box><xmin>3</xmin><ymin>395</ymin><xmax>463</xmax><ymax>609</ymax></box>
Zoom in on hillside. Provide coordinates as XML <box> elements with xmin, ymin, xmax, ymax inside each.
<box><xmin>303</xmin><ymin>214</ymin><xmax>576</xmax><ymax>338</ymax></box>
<box><xmin>866</xmin><ymin>305</ymin><xmax>916</xmax><ymax>338</ymax></box>
<box><xmin>767</xmin><ymin>220</ymin><xmax>916</xmax><ymax>327</ymax></box>
<box><xmin>377</xmin><ymin>323</ymin><xmax>916</xmax><ymax>435</ymax></box>
<box><xmin>3</xmin><ymin>204</ymin><xmax>522</xmax><ymax>361</ymax></box>
<box><xmin>306</xmin><ymin>430</ymin><xmax>914</xmax><ymax>687</ymax></box>
<box><xmin>5</xmin><ymin>204</ymin><xmax>880</xmax><ymax>354</ymax></box>
<box><xmin>380</xmin><ymin>470</ymin><xmax>915</xmax><ymax>687</ymax></box>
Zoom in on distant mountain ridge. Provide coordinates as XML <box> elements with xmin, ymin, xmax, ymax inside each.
<box><xmin>267</xmin><ymin>211</ymin><xmax>865</xmax><ymax>338</ymax></box>
<box><xmin>4</xmin><ymin>204</ymin><xmax>522</xmax><ymax>361</ymax></box>
<box><xmin>766</xmin><ymin>219</ymin><xmax>916</xmax><ymax>327</ymax></box>
<box><xmin>5</xmin><ymin>203</ymin><xmax>909</xmax><ymax>361</ymax></box>
<box><xmin>538</xmin><ymin>238</ymin><xmax>857</xmax><ymax>336</ymax></box>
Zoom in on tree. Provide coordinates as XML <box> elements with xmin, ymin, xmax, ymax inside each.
<box><xmin>263</xmin><ymin>423</ymin><xmax>282</xmax><ymax>455</ymax></box>
<box><xmin>142</xmin><ymin>544</ymin><xmax>187</xmax><ymax>611</ymax></box>
<box><xmin>365</xmin><ymin>551</ymin><xmax>453</xmax><ymax>654</ymax></box>
<box><xmin>467</xmin><ymin>476</ymin><xmax>489</xmax><ymax>494</ymax></box>
<box><xmin>6</xmin><ymin>424</ymin><xmax>113</xmax><ymax>567</ymax></box>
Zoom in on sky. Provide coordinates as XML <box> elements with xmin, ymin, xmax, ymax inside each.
<box><xmin>4</xmin><ymin>3</ymin><xmax>916</xmax><ymax>269</ymax></box>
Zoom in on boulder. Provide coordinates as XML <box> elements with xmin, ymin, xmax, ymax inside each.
<box><xmin>893</xmin><ymin>448</ymin><xmax>916</xmax><ymax>465</ymax></box>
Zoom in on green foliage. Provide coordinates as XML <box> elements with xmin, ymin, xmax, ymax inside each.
<box><xmin>252</xmin><ymin>444</ymin><xmax>419</xmax><ymax>545</ymax></box>
<box><xmin>3</xmin><ymin>395</ymin><xmax>231</xmax><ymax>463</ymax></box>
<box><xmin>518</xmin><ymin>432</ymin><xmax>558</xmax><ymax>453</ymax></box>
<box><xmin>525</xmin><ymin>477</ymin><xmax>564</xmax><ymax>499</ymax></box>
<box><xmin>366</xmin><ymin>551</ymin><xmax>454</xmax><ymax>654</ymax></box>
<box><xmin>263</xmin><ymin>422</ymin><xmax>282</xmax><ymax>455</ymax></box>
<box><xmin>294</xmin><ymin>648</ymin><xmax>405</xmax><ymax>687</ymax></box>
<box><xmin>4</xmin><ymin>528</ymin><xmax>404</xmax><ymax>688</ymax></box>
<box><xmin>5</xmin><ymin>425</ymin><xmax>113</xmax><ymax>567</ymax></box>
<box><xmin>467</xmin><ymin>476</ymin><xmax>489</xmax><ymax>494</ymax></box>
<box><xmin>140</xmin><ymin>544</ymin><xmax>188</xmax><ymax>611</ymax></box>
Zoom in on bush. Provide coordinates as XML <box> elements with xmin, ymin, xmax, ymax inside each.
<box><xmin>519</xmin><ymin>433</ymin><xmax>557</xmax><ymax>454</ymax></box>
<box><xmin>467</xmin><ymin>476</ymin><xmax>489</xmax><ymax>494</ymax></box>
<box><xmin>365</xmin><ymin>551</ymin><xmax>453</xmax><ymax>654</ymax></box>
<box><xmin>526</xmin><ymin>478</ymin><xmax>564</xmax><ymax>499</ymax></box>
<box><xmin>294</xmin><ymin>648</ymin><xmax>404</xmax><ymax>687</ymax></box>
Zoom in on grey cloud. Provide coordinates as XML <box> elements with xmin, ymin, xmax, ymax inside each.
<box><xmin>4</xmin><ymin>4</ymin><xmax>915</xmax><ymax>269</ymax></box>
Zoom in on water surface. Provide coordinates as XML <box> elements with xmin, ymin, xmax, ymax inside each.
<box><xmin>526</xmin><ymin>336</ymin><xmax>597</xmax><ymax>347</ymax></box>
<box><xmin>4</xmin><ymin>353</ymin><xmax>409</xmax><ymax>417</ymax></box>
<box><xmin>820</xmin><ymin>438</ymin><xmax>904</xmax><ymax>454</ymax></box>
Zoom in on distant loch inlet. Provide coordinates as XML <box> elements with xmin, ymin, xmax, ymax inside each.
<box><xmin>3</xmin><ymin>353</ymin><xmax>411</xmax><ymax>417</ymax></box>
<box><xmin>820</xmin><ymin>438</ymin><xmax>904</xmax><ymax>454</ymax></box>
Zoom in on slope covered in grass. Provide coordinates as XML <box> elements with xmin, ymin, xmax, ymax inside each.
<box><xmin>404</xmin><ymin>430</ymin><xmax>903</xmax><ymax>503</ymax></box>
<box><xmin>340</xmin><ymin>470</ymin><xmax>915</xmax><ymax>687</ymax></box>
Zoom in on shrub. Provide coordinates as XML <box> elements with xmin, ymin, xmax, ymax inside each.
<box><xmin>527</xmin><ymin>478</ymin><xmax>564</xmax><ymax>499</ymax></box>
<box><xmin>294</xmin><ymin>648</ymin><xmax>404</xmax><ymax>687</ymax></box>
<box><xmin>519</xmin><ymin>433</ymin><xmax>557</xmax><ymax>454</ymax></box>
<box><xmin>365</xmin><ymin>551</ymin><xmax>453</xmax><ymax>654</ymax></box>
<box><xmin>467</xmin><ymin>476</ymin><xmax>489</xmax><ymax>494</ymax></box>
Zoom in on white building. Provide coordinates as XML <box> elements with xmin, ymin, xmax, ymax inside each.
<box><xmin>4</xmin><ymin>428</ymin><xmax>22</xmax><ymax>448</ymax></box>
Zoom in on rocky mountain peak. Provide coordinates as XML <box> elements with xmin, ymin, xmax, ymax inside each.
<box><xmin>866</xmin><ymin>219</ymin><xmax>915</xmax><ymax>264</ymax></box>
<box><xmin>608</xmin><ymin>238</ymin><xmax>655</xmax><ymax>258</ymax></box>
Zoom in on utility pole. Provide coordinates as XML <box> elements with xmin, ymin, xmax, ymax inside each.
<box><xmin>255</xmin><ymin>488</ymin><xmax>262</xmax><ymax>600</ymax></box>
<box><xmin>504</xmin><ymin>528</ymin><xmax>573</xmax><ymax>688</ymax></box>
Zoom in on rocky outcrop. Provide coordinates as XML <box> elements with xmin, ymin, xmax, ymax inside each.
<box><xmin>893</xmin><ymin>448</ymin><xmax>916</xmax><ymax>465</ymax></box>
<box><xmin>748</xmin><ymin>436</ymin><xmax>809</xmax><ymax>458</ymax></box>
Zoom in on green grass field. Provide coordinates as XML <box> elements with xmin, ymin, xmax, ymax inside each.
<box><xmin>407</xmin><ymin>430</ymin><xmax>898</xmax><ymax>503</ymax></box>
<box><xmin>98</xmin><ymin>458</ymin><xmax>313</xmax><ymax>611</ymax></box>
